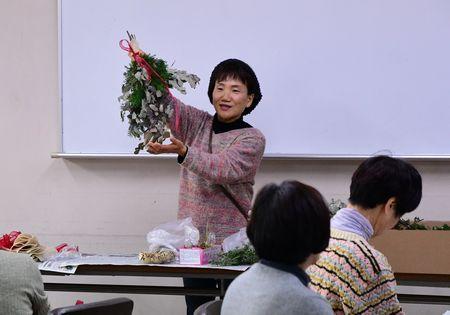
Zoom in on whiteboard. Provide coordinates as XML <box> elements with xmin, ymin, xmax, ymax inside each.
<box><xmin>60</xmin><ymin>0</ymin><xmax>450</xmax><ymax>156</ymax></box>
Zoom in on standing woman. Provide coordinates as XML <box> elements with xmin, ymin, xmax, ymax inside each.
<box><xmin>147</xmin><ymin>59</ymin><xmax>265</xmax><ymax>314</ymax></box>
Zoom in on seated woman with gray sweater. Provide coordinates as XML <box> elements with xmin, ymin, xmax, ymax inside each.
<box><xmin>0</xmin><ymin>251</ymin><xmax>50</xmax><ymax>315</ymax></box>
<box><xmin>221</xmin><ymin>180</ymin><xmax>333</xmax><ymax>315</ymax></box>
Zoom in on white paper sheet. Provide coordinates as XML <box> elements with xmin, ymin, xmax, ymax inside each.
<box><xmin>38</xmin><ymin>253</ymin><xmax>249</xmax><ymax>274</ymax></box>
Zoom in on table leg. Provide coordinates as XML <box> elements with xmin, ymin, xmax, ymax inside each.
<box><xmin>219</xmin><ymin>279</ymin><xmax>225</xmax><ymax>299</ymax></box>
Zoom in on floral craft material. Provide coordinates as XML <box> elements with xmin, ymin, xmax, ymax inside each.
<box><xmin>0</xmin><ymin>231</ymin><xmax>79</xmax><ymax>262</ymax></box>
<box><xmin>119</xmin><ymin>32</ymin><xmax>200</xmax><ymax>154</ymax></box>
<box><xmin>328</xmin><ymin>198</ymin><xmax>347</xmax><ymax>217</ymax></box>
<box><xmin>0</xmin><ymin>230</ymin><xmax>21</xmax><ymax>250</ymax></box>
<box><xmin>138</xmin><ymin>249</ymin><xmax>176</xmax><ymax>264</ymax></box>
<box><xmin>395</xmin><ymin>217</ymin><xmax>450</xmax><ymax>231</ymax></box>
<box><xmin>8</xmin><ymin>233</ymin><xmax>47</xmax><ymax>262</ymax></box>
<box><xmin>212</xmin><ymin>244</ymin><xmax>258</xmax><ymax>266</ymax></box>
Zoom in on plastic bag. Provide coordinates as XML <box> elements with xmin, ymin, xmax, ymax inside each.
<box><xmin>146</xmin><ymin>217</ymin><xmax>199</xmax><ymax>252</ymax></box>
<box><xmin>222</xmin><ymin>227</ymin><xmax>249</xmax><ymax>253</ymax></box>
<box><xmin>44</xmin><ymin>243</ymin><xmax>81</xmax><ymax>261</ymax></box>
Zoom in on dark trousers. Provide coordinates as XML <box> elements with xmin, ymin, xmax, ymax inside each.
<box><xmin>183</xmin><ymin>277</ymin><xmax>232</xmax><ymax>315</ymax></box>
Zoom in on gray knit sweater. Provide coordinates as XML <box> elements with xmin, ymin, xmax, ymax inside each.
<box><xmin>0</xmin><ymin>251</ymin><xmax>50</xmax><ymax>315</ymax></box>
<box><xmin>222</xmin><ymin>262</ymin><xmax>333</xmax><ymax>315</ymax></box>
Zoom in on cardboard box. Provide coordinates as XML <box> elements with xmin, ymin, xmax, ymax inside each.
<box><xmin>370</xmin><ymin>221</ymin><xmax>450</xmax><ymax>275</ymax></box>
<box><xmin>179</xmin><ymin>246</ymin><xmax>222</xmax><ymax>265</ymax></box>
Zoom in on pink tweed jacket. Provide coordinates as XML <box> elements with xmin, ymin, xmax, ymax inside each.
<box><xmin>169</xmin><ymin>99</ymin><xmax>265</xmax><ymax>243</ymax></box>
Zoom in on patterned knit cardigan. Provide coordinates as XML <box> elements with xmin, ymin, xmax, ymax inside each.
<box><xmin>307</xmin><ymin>229</ymin><xmax>404</xmax><ymax>315</ymax></box>
<box><xmin>169</xmin><ymin>99</ymin><xmax>265</xmax><ymax>243</ymax></box>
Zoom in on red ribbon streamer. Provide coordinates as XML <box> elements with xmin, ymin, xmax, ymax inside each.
<box><xmin>119</xmin><ymin>39</ymin><xmax>180</xmax><ymax>133</ymax></box>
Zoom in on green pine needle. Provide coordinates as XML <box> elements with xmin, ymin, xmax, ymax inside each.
<box><xmin>212</xmin><ymin>245</ymin><xmax>258</xmax><ymax>266</ymax></box>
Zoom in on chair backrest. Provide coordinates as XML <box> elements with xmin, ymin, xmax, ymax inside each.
<box><xmin>50</xmin><ymin>297</ymin><xmax>133</xmax><ymax>315</ymax></box>
<box><xmin>194</xmin><ymin>300</ymin><xmax>222</xmax><ymax>315</ymax></box>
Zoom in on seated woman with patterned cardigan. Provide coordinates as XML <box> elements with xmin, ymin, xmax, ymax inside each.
<box><xmin>307</xmin><ymin>155</ymin><xmax>422</xmax><ymax>314</ymax></box>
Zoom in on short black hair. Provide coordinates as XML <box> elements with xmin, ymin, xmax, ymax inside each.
<box><xmin>207</xmin><ymin>59</ymin><xmax>262</xmax><ymax>115</ymax></box>
<box><xmin>247</xmin><ymin>180</ymin><xmax>330</xmax><ymax>265</ymax></box>
<box><xmin>349</xmin><ymin>155</ymin><xmax>422</xmax><ymax>217</ymax></box>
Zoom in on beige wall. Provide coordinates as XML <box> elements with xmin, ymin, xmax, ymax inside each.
<box><xmin>1</xmin><ymin>1</ymin><xmax>449</xmax><ymax>314</ymax></box>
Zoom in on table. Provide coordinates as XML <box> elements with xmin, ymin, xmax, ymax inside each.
<box><xmin>42</xmin><ymin>265</ymin><xmax>450</xmax><ymax>305</ymax></box>
<box><xmin>395</xmin><ymin>273</ymin><xmax>450</xmax><ymax>305</ymax></box>
<box><xmin>42</xmin><ymin>264</ymin><xmax>242</xmax><ymax>298</ymax></box>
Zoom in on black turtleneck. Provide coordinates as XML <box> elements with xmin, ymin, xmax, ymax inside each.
<box><xmin>212</xmin><ymin>114</ymin><xmax>252</xmax><ymax>134</ymax></box>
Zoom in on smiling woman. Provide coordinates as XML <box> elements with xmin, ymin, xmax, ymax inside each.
<box><xmin>149</xmin><ymin>59</ymin><xmax>265</xmax><ymax>240</ymax></box>
<box><xmin>147</xmin><ymin>58</ymin><xmax>265</xmax><ymax>315</ymax></box>
<box><xmin>212</xmin><ymin>79</ymin><xmax>253</xmax><ymax>123</ymax></box>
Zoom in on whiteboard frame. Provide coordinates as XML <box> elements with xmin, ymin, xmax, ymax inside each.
<box><xmin>51</xmin><ymin>153</ymin><xmax>450</xmax><ymax>161</ymax></box>
<box><xmin>56</xmin><ymin>0</ymin><xmax>450</xmax><ymax>160</ymax></box>
<box><xmin>58</xmin><ymin>0</ymin><xmax>63</xmax><ymax>153</ymax></box>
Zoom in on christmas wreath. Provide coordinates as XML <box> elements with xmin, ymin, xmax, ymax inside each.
<box><xmin>119</xmin><ymin>33</ymin><xmax>200</xmax><ymax>154</ymax></box>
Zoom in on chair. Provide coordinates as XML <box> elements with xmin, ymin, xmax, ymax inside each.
<box><xmin>50</xmin><ymin>297</ymin><xmax>133</xmax><ymax>315</ymax></box>
<box><xmin>194</xmin><ymin>300</ymin><xmax>222</xmax><ymax>315</ymax></box>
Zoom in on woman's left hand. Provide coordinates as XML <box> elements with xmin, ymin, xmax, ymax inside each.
<box><xmin>147</xmin><ymin>136</ymin><xmax>187</xmax><ymax>156</ymax></box>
